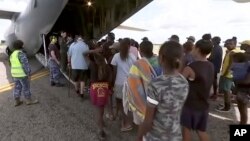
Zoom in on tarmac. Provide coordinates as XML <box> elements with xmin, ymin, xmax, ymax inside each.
<box><xmin>0</xmin><ymin>45</ymin><xmax>249</xmax><ymax>141</ymax></box>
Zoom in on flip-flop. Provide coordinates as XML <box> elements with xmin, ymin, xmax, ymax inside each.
<box><xmin>120</xmin><ymin>125</ymin><xmax>133</xmax><ymax>132</ymax></box>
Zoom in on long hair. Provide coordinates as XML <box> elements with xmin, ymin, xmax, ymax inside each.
<box><xmin>120</xmin><ymin>38</ymin><xmax>130</xmax><ymax>61</ymax></box>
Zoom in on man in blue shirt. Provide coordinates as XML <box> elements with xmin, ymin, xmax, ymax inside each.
<box><xmin>68</xmin><ymin>36</ymin><xmax>89</xmax><ymax>98</ymax></box>
<box><xmin>208</xmin><ymin>36</ymin><xmax>223</xmax><ymax>100</ymax></box>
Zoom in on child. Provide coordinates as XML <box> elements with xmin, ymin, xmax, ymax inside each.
<box><xmin>89</xmin><ymin>53</ymin><xmax>112</xmax><ymax>140</ymax></box>
<box><xmin>136</xmin><ymin>41</ymin><xmax>189</xmax><ymax>141</ymax></box>
<box><xmin>111</xmin><ymin>38</ymin><xmax>136</xmax><ymax>131</ymax></box>
<box><xmin>181</xmin><ymin>39</ymin><xmax>214</xmax><ymax>141</ymax></box>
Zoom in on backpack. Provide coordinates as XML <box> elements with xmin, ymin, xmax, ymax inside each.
<box><xmin>231</xmin><ymin>61</ymin><xmax>250</xmax><ymax>81</ymax></box>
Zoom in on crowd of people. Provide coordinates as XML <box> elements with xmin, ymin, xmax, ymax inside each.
<box><xmin>9</xmin><ymin>31</ymin><xmax>250</xmax><ymax>141</ymax></box>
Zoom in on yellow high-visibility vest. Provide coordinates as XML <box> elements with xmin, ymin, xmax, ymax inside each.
<box><xmin>10</xmin><ymin>50</ymin><xmax>27</xmax><ymax>78</ymax></box>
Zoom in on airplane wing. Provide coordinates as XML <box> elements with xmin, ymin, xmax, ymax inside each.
<box><xmin>117</xmin><ymin>25</ymin><xmax>148</xmax><ymax>32</ymax></box>
<box><xmin>0</xmin><ymin>10</ymin><xmax>19</xmax><ymax>19</ymax></box>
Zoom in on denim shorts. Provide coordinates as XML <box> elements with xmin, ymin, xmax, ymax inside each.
<box><xmin>219</xmin><ymin>76</ymin><xmax>233</xmax><ymax>93</ymax></box>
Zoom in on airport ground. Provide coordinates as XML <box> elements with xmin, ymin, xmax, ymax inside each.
<box><xmin>0</xmin><ymin>45</ymin><xmax>249</xmax><ymax>141</ymax></box>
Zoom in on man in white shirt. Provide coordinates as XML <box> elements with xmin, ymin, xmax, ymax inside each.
<box><xmin>68</xmin><ymin>36</ymin><xmax>89</xmax><ymax>98</ymax></box>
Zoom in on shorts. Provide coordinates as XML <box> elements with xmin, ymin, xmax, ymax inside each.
<box><xmin>236</xmin><ymin>88</ymin><xmax>250</xmax><ymax>104</ymax></box>
<box><xmin>72</xmin><ymin>69</ymin><xmax>88</xmax><ymax>82</ymax></box>
<box><xmin>181</xmin><ymin>107</ymin><xmax>209</xmax><ymax>132</ymax></box>
<box><xmin>90</xmin><ymin>82</ymin><xmax>109</xmax><ymax>107</ymax></box>
<box><xmin>219</xmin><ymin>76</ymin><xmax>233</xmax><ymax>93</ymax></box>
<box><xmin>113</xmin><ymin>84</ymin><xmax>124</xmax><ymax>99</ymax></box>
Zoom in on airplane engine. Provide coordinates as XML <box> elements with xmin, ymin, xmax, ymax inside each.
<box><xmin>5</xmin><ymin>0</ymin><xmax>68</xmax><ymax>55</ymax></box>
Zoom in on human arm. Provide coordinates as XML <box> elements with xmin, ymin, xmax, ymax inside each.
<box><xmin>67</xmin><ymin>45</ymin><xmax>72</xmax><ymax>67</ymax></box>
<box><xmin>84</xmin><ymin>48</ymin><xmax>103</xmax><ymax>55</ymax></box>
<box><xmin>136</xmin><ymin>104</ymin><xmax>156</xmax><ymax>141</ymax></box>
<box><xmin>136</xmin><ymin>83</ymin><xmax>157</xmax><ymax>141</ymax></box>
<box><xmin>18</xmin><ymin>51</ymin><xmax>31</xmax><ymax>76</ymax></box>
<box><xmin>182</xmin><ymin>66</ymin><xmax>195</xmax><ymax>81</ymax></box>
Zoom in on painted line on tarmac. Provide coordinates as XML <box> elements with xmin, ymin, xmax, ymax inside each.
<box><xmin>0</xmin><ymin>72</ymin><xmax>49</xmax><ymax>93</ymax></box>
<box><xmin>0</xmin><ymin>70</ymin><xmax>48</xmax><ymax>90</ymax></box>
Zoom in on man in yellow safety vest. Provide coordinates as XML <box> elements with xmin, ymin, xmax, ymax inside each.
<box><xmin>9</xmin><ymin>40</ymin><xmax>38</xmax><ymax>106</ymax></box>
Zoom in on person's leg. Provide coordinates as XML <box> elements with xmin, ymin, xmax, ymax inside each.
<box><xmin>97</xmin><ymin>106</ymin><xmax>106</xmax><ymax>140</ymax></box>
<box><xmin>54</xmin><ymin>64</ymin><xmax>63</xmax><ymax>86</ymax></box>
<box><xmin>197</xmin><ymin>130</ymin><xmax>210</xmax><ymax>141</ymax></box>
<box><xmin>13</xmin><ymin>78</ymin><xmax>23</xmax><ymax>106</ymax></box>
<box><xmin>211</xmin><ymin>73</ymin><xmax>218</xmax><ymax>99</ymax></box>
<box><xmin>116</xmin><ymin>98</ymin><xmax>122</xmax><ymax>119</ymax></box>
<box><xmin>224</xmin><ymin>90</ymin><xmax>231</xmax><ymax>110</ymax></box>
<box><xmin>79</xmin><ymin>70</ymin><xmax>87</xmax><ymax>98</ymax></box>
<box><xmin>21</xmin><ymin>77</ymin><xmax>38</xmax><ymax>105</ymax></box>
<box><xmin>60</xmin><ymin>52</ymin><xmax>67</xmax><ymax>72</ymax></box>
<box><xmin>97</xmin><ymin>106</ymin><xmax>105</xmax><ymax>130</ymax></box>
<box><xmin>106</xmin><ymin>93</ymin><xmax>114</xmax><ymax>120</ymax></box>
<box><xmin>182</xmin><ymin>127</ymin><xmax>192</xmax><ymax>141</ymax></box>
<box><xmin>80</xmin><ymin>81</ymin><xmax>85</xmax><ymax>97</ymax></box>
<box><xmin>74</xmin><ymin>81</ymin><xmax>79</xmax><ymax>93</ymax></box>
<box><xmin>217</xmin><ymin>77</ymin><xmax>232</xmax><ymax>111</ymax></box>
<box><xmin>49</xmin><ymin>60</ymin><xmax>55</xmax><ymax>86</ymax></box>
<box><xmin>72</xmin><ymin>70</ymin><xmax>80</xmax><ymax>94</ymax></box>
<box><xmin>124</xmin><ymin>111</ymin><xmax>133</xmax><ymax>129</ymax></box>
<box><xmin>237</xmin><ymin>94</ymin><xmax>248</xmax><ymax>124</ymax></box>
<box><xmin>120</xmin><ymin>100</ymin><xmax>133</xmax><ymax>131</ymax></box>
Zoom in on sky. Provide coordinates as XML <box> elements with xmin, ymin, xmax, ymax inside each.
<box><xmin>0</xmin><ymin>0</ymin><xmax>250</xmax><ymax>44</ymax></box>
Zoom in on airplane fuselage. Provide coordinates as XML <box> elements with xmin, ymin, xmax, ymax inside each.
<box><xmin>5</xmin><ymin>0</ymin><xmax>68</xmax><ymax>55</ymax></box>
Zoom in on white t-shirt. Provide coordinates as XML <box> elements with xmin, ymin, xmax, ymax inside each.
<box><xmin>111</xmin><ymin>53</ymin><xmax>136</xmax><ymax>85</ymax></box>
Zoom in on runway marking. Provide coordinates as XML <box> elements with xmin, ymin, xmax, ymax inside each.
<box><xmin>0</xmin><ymin>70</ymin><xmax>48</xmax><ymax>89</ymax></box>
<box><xmin>0</xmin><ymin>71</ymin><xmax>49</xmax><ymax>93</ymax></box>
<box><xmin>209</xmin><ymin>113</ymin><xmax>233</xmax><ymax>121</ymax></box>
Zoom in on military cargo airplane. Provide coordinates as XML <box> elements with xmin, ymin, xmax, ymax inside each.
<box><xmin>0</xmin><ymin>0</ymin><xmax>152</xmax><ymax>67</ymax></box>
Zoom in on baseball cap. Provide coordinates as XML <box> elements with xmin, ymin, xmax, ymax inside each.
<box><xmin>169</xmin><ymin>35</ymin><xmax>179</xmax><ymax>42</ymax></box>
<box><xmin>239</xmin><ymin>40</ymin><xmax>250</xmax><ymax>46</ymax></box>
<box><xmin>186</xmin><ymin>36</ymin><xmax>195</xmax><ymax>42</ymax></box>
